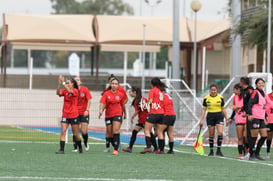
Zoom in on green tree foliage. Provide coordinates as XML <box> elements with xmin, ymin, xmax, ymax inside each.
<box><xmin>233</xmin><ymin>0</ymin><xmax>271</xmax><ymax>49</ymax></box>
<box><xmin>50</xmin><ymin>0</ymin><xmax>134</xmax><ymax>15</ymax></box>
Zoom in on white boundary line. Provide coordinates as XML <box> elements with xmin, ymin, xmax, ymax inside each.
<box><xmin>2</xmin><ymin>140</ymin><xmax>273</xmax><ymax>168</ymax></box>
<box><xmin>173</xmin><ymin>148</ymin><xmax>273</xmax><ymax>167</ymax></box>
<box><xmin>0</xmin><ymin>176</ymin><xmax>171</xmax><ymax>181</ymax></box>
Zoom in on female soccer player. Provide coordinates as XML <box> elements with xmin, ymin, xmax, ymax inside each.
<box><xmin>104</xmin><ymin>74</ymin><xmax>128</xmax><ymax>152</ymax></box>
<box><xmin>72</xmin><ymin>76</ymin><xmax>92</xmax><ymax>152</ymax></box>
<box><xmin>156</xmin><ymin>92</ymin><xmax>176</xmax><ymax>154</ymax></box>
<box><xmin>266</xmin><ymin>86</ymin><xmax>273</xmax><ymax>159</ymax></box>
<box><xmin>56</xmin><ymin>75</ymin><xmax>83</xmax><ymax>154</ymax></box>
<box><xmin>227</xmin><ymin>84</ymin><xmax>247</xmax><ymax>158</ymax></box>
<box><xmin>200</xmin><ymin>84</ymin><xmax>228</xmax><ymax>157</ymax></box>
<box><xmin>141</xmin><ymin>77</ymin><xmax>167</xmax><ymax>154</ymax></box>
<box><xmin>248</xmin><ymin>78</ymin><xmax>268</xmax><ymax>160</ymax></box>
<box><xmin>123</xmin><ymin>86</ymin><xmax>149</xmax><ymax>153</ymax></box>
<box><xmin>99</xmin><ymin>78</ymin><xmax>126</xmax><ymax>155</ymax></box>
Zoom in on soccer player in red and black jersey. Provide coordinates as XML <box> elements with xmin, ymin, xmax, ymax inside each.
<box><xmin>104</xmin><ymin>74</ymin><xmax>128</xmax><ymax>152</ymax></box>
<box><xmin>156</xmin><ymin>92</ymin><xmax>176</xmax><ymax>154</ymax></box>
<box><xmin>123</xmin><ymin>86</ymin><xmax>149</xmax><ymax>153</ymax></box>
<box><xmin>73</xmin><ymin>76</ymin><xmax>92</xmax><ymax>152</ymax></box>
<box><xmin>56</xmin><ymin>75</ymin><xmax>83</xmax><ymax>154</ymax></box>
<box><xmin>99</xmin><ymin>78</ymin><xmax>126</xmax><ymax>155</ymax></box>
<box><xmin>141</xmin><ymin>77</ymin><xmax>167</xmax><ymax>154</ymax></box>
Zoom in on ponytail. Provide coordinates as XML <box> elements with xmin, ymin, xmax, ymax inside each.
<box><xmin>151</xmin><ymin>77</ymin><xmax>167</xmax><ymax>92</ymax></box>
<box><xmin>131</xmin><ymin>86</ymin><xmax>142</xmax><ymax>109</ymax></box>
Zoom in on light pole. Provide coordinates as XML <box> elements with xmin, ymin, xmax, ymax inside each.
<box><xmin>144</xmin><ymin>0</ymin><xmax>162</xmax><ymax>16</ymax></box>
<box><xmin>191</xmin><ymin>0</ymin><xmax>201</xmax><ymax>91</ymax></box>
<box><xmin>267</xmin><ymin>0</ymin><xmax>271</xmax><ymax>73</ymax></box>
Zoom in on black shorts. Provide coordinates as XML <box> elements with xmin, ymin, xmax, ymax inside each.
<box><xmin>79</xmin><ymin>115</ymin><xmax>89</xmax><ymax>124</ymax></box>
<box><xmin>162</xmin><ymin>115</ymin><xmax>176</xmax><ymax>126</ymax></box>
<box><xmin>236</xmin><ymin>123</ymin><xmax>246</xmax><ymax>126</ymax></box>
<box><xmin>266</xmin><ymin>123</ymin><xmax>273</xmax><ymax>132</ymax></box>
<box><xmin>206</xmin><ymin>112</ymin><xmax>224</xmax><ymax>127</ymax></box>
<box><xmin>135</xmin><ymin>123</ymin><xmax>144</xmax><ymax>128</ymax></box>
<box><xmin>250</xmin><ymin>118</ymin><xmax>266</xmax><ymax>129</ymax></box>
<box><xmin>105</xmin><ymin>116</ymin><xmax>122</xmax><ymax>126</ymax></box>
<box><xmin>146</xmin><ymin>114</ymin><xmax>164</xmax><ymax>124</ymax></box>
<box><xmin>61</xmin><ymin>117</ymin><xmax>79</xmax><ymax>125</ymax></box>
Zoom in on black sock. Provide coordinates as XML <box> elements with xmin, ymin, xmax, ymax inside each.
<box><xmin>117</xmin><ymin>133</ymin><xmax>120</xmax><ymax>149</ymax></box>
<box><xmin>129</xmin><ymin>130</ymin><xmax>138</xmax><ymax>148</ymax></box>
<box><xmin>169</xmin><ymin>142</ymin><xmax>174</xmax><ymax>151</ymax></box>
<box><xmin>255</xmin><ymin>137</ymin><xmax>266</xmax><ymax>156</ymax></box>
<box><xmin>158</xmin><ymin>139</ymin><xmax>164</xmax><ymax>151</ymax></box>
<box><xmin>145</xmin><ymin>136</ymin><xmax>151</xmax><ymax>148</ymax></box>
<box><xmin>217</xmin><ymin>135</ymin><xmax>223</xmax><ymax>150</ymax></box>
<box><xmin>109</xmin><ymin>137</ymin><xmax>114</xmax><ymax>147</ymax></box>
<box><xmin>76</xmin><ymin>140</ymin><xmax>82</xmax><ymax>151</ymax></box>
<box><xmin>251</xmin><ymin>137</ymin><xmax>257</xmax><ymax>157</ymax></box>
<box><xmin>82</xmin><ymin>133</ymin><xmax>88</xmax><ymax>146</ymax></box>
<box><xmin>150</xmin><ymin>132</ymin><xmax>157</xmax><ymax>149</ymax></box>
<box><xmin>238</xmin><ymin>145</ymin><xmax>243</xmax><ymax>154</ymax></box>
<box><xmin>60</xmin><ymin>141</ymin><xmax>65</xmax><ymax>151</ymax></box>
<box><xmin>267</xmin><ymin>139</ymin><xmax>272</xmax><ymax>153</ymax></box>
<box><xmin>209</xmin><ymin>137</ymin><xmax>214</xmax><ymax>151</ymax></box>
<box><xmin>73</xmin><ymin>136</ymin><xmax>77</xmax><ymax>149</ymax></box>
<box><xmin>113</xmin><ymin>134</ymin><xmax>119</xmax><ymax>151</ymax></box>
<box><xmin>106</xmin><ymin>137</ymin><xmax>110</xmax><ymax>148</ymax></box>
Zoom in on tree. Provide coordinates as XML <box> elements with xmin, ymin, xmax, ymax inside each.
<box><xmin>232</xmin><ymin>0</ymin><xmax>271</xmax><ymax>49</ymax></box>
<box><xmin>50</xmin><ymin>0</ymin><xmax>134</xmax><ymax>15</ymax></box>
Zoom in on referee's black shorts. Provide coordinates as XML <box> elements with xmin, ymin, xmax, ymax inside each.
<box><xmin>206</xmin><ymin>112</ymin><xmax>224</xmax><ymax>127</ymax></box>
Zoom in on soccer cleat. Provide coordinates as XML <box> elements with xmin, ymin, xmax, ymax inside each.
<box><xmin>240</xmin><ymin>153</ymin><xmax>250</xmax><ymax>160</ymax></box>
<box><xmin>122</xmin><ymin>147</ymin><xmax>132</xmax><ymax>153</ymax></box>
<box><xmin>72</xmin><ymin>149</ymin><xmax>78</xmax><ymax>153</ymax></box>
<box><xmin>208</xmin><ymin>150</ymin><xmax>214</xmax><ymax>156</ymax></box>
<box><xmin>255</xmin><ymin>155</ymin><xmax>265</xmax><ymax>161</ymax></box>
<box><xmin>85</xmin><ymin>143</ymin><xmax>90</xmax><ymax>151</ymax></box>
<box><xmin>216</xmin><ymin>149</ymin><xmax>224</xmax><ymax>157</ymax></box>
<box><xmin>237</xmin><ymin>154</ymin><xmax>243</xmax><ymax>159</ymax></box>
<box><xmin>249</xmin><ymin>156</ymin><xmax>258</xmax><ymax>161</ymax></box>
<box><xmin>112</xmin><ymin>149</ymin><xmax>119</xmax><ymax>155</ymax></box>
<box><xmin>104</xmin><ymin>148</ymin><xmax>110</xmax><ymax>153</ymax></box>
<box><xmin>56</xmin><ymin>150</ymin><xmax>64</xmax><ymax>154</ymax></box>
<box><xmin>156</xmin><ymin>150</ymin><xmax>166</xmax><ymax>154</ymax></box>
<box><xmin>167</xmin><ymin>150</ymin><xmax>174</xmax><ymax>154</ymax></box>
<box><xmin>266</xmin><ymin>152</ymin><xmax>271</xmax><ymax>159</ymax></box>
<box><xmin>151</xmin><ymin>148</ymin><xmax>159</xmax><ymax>154</ymax></box>
<box><xmin>140</xmin><ymin>147</ymin><xmax>152</xmax><ymax>154</ymax></box>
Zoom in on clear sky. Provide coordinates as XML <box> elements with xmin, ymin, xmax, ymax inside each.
<box><xmin>0</xmin><ymin>0</ymin><xmax>229</xmax><ymax>25</ymax></box>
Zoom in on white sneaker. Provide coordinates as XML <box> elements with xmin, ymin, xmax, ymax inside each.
<box><xmin>85</xmin><ymin>143</ymin><xmax>89</xmax><ymax>151</ymax></box>
<box><xmin>266</xmin><ymin>152</ymin><xmax>271</xmax><ymax>159</ymax></box>
<box><xmin>104</xmin><ymin>148</ymin><xmax>110</xmax><ymax>153</ymax></box>
<box><xmin>240</xmin><ymin>153</ymin><xmax>250</xmax><ymax>160</ymax></box>
<box><xmin>72</xmin><ymin>149</ymin><xmax>78</xmax><ymax>153</ymax></box>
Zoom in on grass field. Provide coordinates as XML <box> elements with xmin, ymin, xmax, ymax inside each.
<box><xmin>1</xmin><ymin>126</ymin><xmax>273</xmax><ymax>181</ymax></box>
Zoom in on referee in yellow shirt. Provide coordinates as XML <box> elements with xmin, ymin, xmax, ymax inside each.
<box><xmin>200</xmin><ymin>84</ymin><xmax>228</xmax><ymax>157</ymax></box>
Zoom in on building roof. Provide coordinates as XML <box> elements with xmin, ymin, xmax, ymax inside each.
<box><xmin>2</xmin><ymin>13</ymin><xmax>230</xmax><ymax>51</ymax></box>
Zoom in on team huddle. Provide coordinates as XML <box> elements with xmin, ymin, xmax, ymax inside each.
<box><xmin>55</xmin><ymin>74</ymin><xmax>273</xmax><ymax>159</ymax></box>
<box><xmin>55</xmin><ymin>75</ymin><xmax>176</xmax><ymax>155</ymax></box>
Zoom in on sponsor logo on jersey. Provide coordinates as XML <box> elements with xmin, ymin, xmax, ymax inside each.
<box><xmin>115</xmin><ymin>96</ymin><xmax>120</xmax><ymax>101</ymax></box>
<box><xmin>81</xmin><ymin>93</ymin><xmax>85</xmax><ymax>97</ymax></box>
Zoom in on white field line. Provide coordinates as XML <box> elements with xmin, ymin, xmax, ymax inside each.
<box><xmin>0</xmin><ymin>176</ymin><xmax>171</xmax><ymax>181</ymax></box>
<box><xmin>1</xmin><ymin>140</ymin><xmax>273</xmax><ymax>167</ymax></box>
<box><xmin>173</xmin><ymin>148</ymin><xmax>273</xmax><ymax>167</ymax></box>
